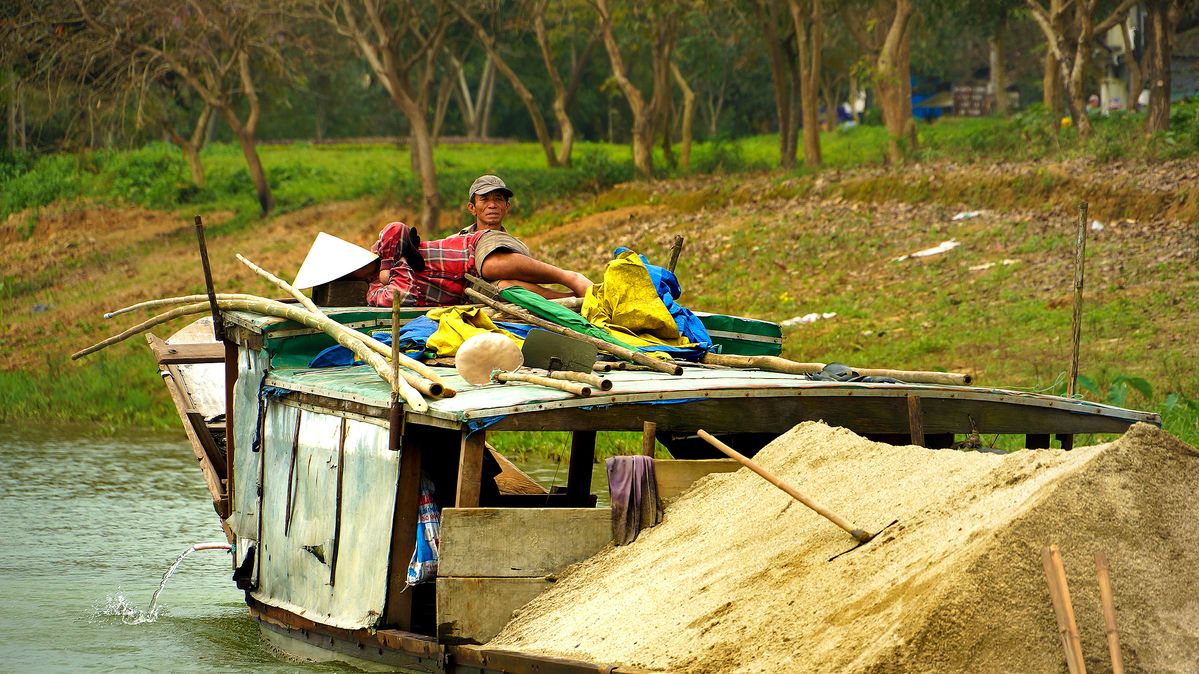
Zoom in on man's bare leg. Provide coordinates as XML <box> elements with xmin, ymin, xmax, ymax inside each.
<box><xmin>480</xmin><ymin>252</ymin><xmax>593</xmax><ymax>297</ymax></box>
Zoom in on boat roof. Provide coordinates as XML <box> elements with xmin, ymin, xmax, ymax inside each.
<box><xmin>224</xmin><ymin>309</ymin><xmax>1161</xmax><ymax>436</ymax></box>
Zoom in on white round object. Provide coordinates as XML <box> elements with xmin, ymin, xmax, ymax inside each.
<box><xmin>456</xmin><ymin>333</ymin><xmax>523</xmax><ymax>385</ymax></box>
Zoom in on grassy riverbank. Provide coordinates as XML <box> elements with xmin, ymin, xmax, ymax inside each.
<box><xmin>2</xmin><ymin>110</ymin><xmax>1198</xmax><ymax>452</ymax></box>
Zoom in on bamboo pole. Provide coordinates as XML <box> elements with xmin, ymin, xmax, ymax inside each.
<box><xmin>465</xmin><ymin>287</ymin><xmax>682</xmax><ymax>375</ymax></box>
<box><xmin>237</xmin><ymin>253</ymin><xmax>322</xmax><ymax>314</ymax></box>
<box><xmin>235</xmin><ymin>254</ymin><xmax>447</xmax><ymax>387</ymax></box>
<box><xmin>1095</xmin><ymin>552</ymin><xmax>1124</xmax><ymax>674</ymax></box>
<box><xmin>1041</xmin><ymin>544</ymin><xmax>1087</xmax><ymax>674</ymax></box>
<box><xmin>700</xmin><ymin>353</ymin><xmax>972</xmax><ymax>386</ymax></box>
<box><xmin>73</xmin><ymin>298</ymin><xmax>440</xmax><ymax>409</ymax></box>
<box><xmin>524</xmin><ymin>367</ymin><xmax>612</xmax><ymax>390</ymax></box>
<box><xmin>494</xmin><ymin>371</ymin><xmax>592</xmax><ymax>397</ymax></box>
<box><xmin>105</xmin><ymin>293</ymin><xmax>264</xmax><ymax>319</ymax></box>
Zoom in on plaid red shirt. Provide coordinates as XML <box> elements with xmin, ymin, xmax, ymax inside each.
<box><xmin>367</xmin><ymin>222</ymin><xmax>486</xmax><ymax>307</ymax></box>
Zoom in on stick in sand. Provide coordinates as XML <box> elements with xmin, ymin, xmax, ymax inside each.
<box><xmin>464</xmin><ymin>287</ymin><xmax>682</xmax><ymax>375</ymax></box>
<box><xmin>1095</xmin><ymin>552</ymin><xmax>1124</xmax><ymax>674</ymax></box>
<box><xmin>697</xmin><ymin>429</ymin><xmax>883</xmax><ymax>544</ymax></box>
<box><xmin>1068</xmin><ymin>201</ymin><xmax>1089</xmax><ymax>398</ymax></box>
<box><xmin>1041</xmin><ymin>544</ymin><xmax>1087</xmax><ymax>674</ymax></box>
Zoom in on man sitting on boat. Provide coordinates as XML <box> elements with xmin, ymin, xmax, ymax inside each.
<box><xmin>292</xmin><ymin>175</ymin><xmax>593</xmax><ymax>307</ymax></box>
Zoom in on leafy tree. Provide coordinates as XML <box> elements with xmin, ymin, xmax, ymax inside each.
<box><xmin>840</xmin><ymin>0</ymin><xmax>919</xmax><ymax>164</ymax></box>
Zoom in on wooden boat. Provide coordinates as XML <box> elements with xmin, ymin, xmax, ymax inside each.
<box><xmin>150</xmin><ymin>305</ymin><xmax>1159</xmax><ymax>672</ymax></box>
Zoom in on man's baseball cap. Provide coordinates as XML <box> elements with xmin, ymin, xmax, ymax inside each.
<box><xmin>292</xmin><ymin>232</ymin><xmax>378</xmax><ymax>289</ymax></box>
<box><xmin>468</xmin><ymin>174</ymin><xmax>513</xmax><ymax>201</ymax></box>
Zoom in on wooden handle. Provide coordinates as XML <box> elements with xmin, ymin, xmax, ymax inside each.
<box><xmin>1095</xmin><ymin>552</ymin><xmax>1123</xmax><ymax>674</ymax></box>
<box><xmin>700</xmin><ymin>353</ymin><xmax>972</xmax><ymax>386</ymax></box>
<box><xmin>495</xmin><ymin>371</ymin><xmax>591</xmax><ymax>397</ymax></box>
<box><xmin>697</xmin><ymin>429</ymin><xmax>873</xmax><ymax>543</ymax></box>
<box><xmin>465</xmin><ymin>288</ymin><xmax>681</xmax><ymax>375</ymax></box>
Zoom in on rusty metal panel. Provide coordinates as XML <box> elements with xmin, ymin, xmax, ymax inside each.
<box><xmin>253</xmin><ymin>402</ymin><xmax>399</xmax><ymax>630</ymax></box>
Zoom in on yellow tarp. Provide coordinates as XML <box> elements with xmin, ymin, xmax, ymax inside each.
<box><xmin>425</xmin><ymin>306</ymin><xmax>522</xmax><ymax>357</ymax></box>
<box><xmin>582</xmin><ymin>251</ymin><xmax>698</xmax><ymax>351</ymax></box>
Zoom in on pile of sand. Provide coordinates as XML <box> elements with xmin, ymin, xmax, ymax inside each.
<box><xmin>488</xmin><ymin>421</ymin><xmax>1199</xmax><ymax>673</ymax></box>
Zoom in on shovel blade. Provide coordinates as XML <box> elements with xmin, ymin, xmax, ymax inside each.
<box><xmin>522</xmin><ymin>329</ymin><xmax>598</xmax><ymax>373</ymax></box>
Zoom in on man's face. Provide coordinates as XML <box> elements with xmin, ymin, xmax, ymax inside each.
<box><xmin>468</xmin><ymin>191</ymin><xmax>510</xmax><ymax>228</ymax></box>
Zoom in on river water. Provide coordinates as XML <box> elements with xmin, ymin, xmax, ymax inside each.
<box><xmin>0</xmin><ymin>424</ymin><xmax>607</xmax><ymax>672</ymax></box>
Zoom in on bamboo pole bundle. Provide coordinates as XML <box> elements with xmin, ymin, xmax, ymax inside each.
<box><xmin>102</xmin><ymin>292</ymin><xmax>448</xmax><ymax>391</ymax></box>
<box><xmin>73</xmin><ymin>298</ymin><xmax>443</xmax><ymax>411</ymax></box>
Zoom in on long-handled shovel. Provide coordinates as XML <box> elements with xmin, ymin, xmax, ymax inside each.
<box><xmin>697</xmin><ymin>430</ymin><xmax>895</xmax><ymax>547</ymax></box>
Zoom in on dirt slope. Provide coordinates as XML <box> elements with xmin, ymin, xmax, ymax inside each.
<box><xmin>488</xmin><ymin>422</ymin><xmax>1199</xmax><ymax>673</ymax></box>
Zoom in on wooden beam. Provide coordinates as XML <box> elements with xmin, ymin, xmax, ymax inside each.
<box><xmin>1058</xmin><ymin>434</ymin><xmax>1075</xmax><ymax>450</ymax></box>
<box><xmin>1027</xmin><ymin>434</ymin><xmax>1051</xmax><ymax>449</ymax></box>
<box><xmin>907</xmin><ymin>395</ymin><xmax>926</xmax><ymax>447</ymax></box>
<box><xmin>185</xmin><ymin>411</ymin><xmax>228</xmax><ymax>477</ymax></box>
<box><xmin>146</xmin><ymin>335</ymin><xmax>225</xmax><ymax>364</ymax></box>
<box><xmin>456</xmin><ymin>431</ymin><xmax>486</xmax><ymax>508</ymax></box>
<box><xmin>384</xmin><ymin>408</ymin><xmax>423</xmax><ymax>629</ymax></box>
<box><xmin>567</xmin><ymin>430</ymin><xmax>597</xmax><ymax>506</ymax></box>
<box><xmin>642</xmin><ymin>421</ymin><xmax>657</xmax><ymax>457</ymax></box>
<box><xmin>654</xmin><ymin>459</ymin><xmax>741</xmax><ymax>502</ymax></box>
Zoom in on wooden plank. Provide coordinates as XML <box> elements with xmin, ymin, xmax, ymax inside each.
<box><xmin>185</xmin><ymin>411</ymin><xmax>228</xmax><ymax>477</ymax></box>
<box><xmin>1027</xmin><ymin>434</ymin><xmax>1051</xmax><ymax>449</ymax></box>
<box><xmin>486</xmin><ymin>394</ymin><xmax>1151</xmax><ymax>436</ymax></box>
<box><xmin>436</xmin><ymin>577</ymin><xmax>554</xmax><ymax>645</ymax></box>
<box><xmin>566</xmin><ymin>431</ymin><xmax>596</xmax><ymax>506</ymax></box>
<box><xmin>147</xmin><ymin>334</ymin><xmax>226</xmax><ymax>364</ymax></box>
<box><xmin>654</xmin><ymin>459</ymin><xmax>741</xmax><ymax>502</ymax></box>
<box><xmin>438</xmin><ymin>508</ymin><xmax>611</xmax><ymax>578</ymax></box>
<box><xmin>1058</xmin><ymin>433</ymin><xmax>1075</xmax><ymax>451</ymax></box>
<box><xmin>384</xmin><ymin>405</ymin><xmax>423</xmax><ymax>629</ymax></box>
<box><xmin>907</xmin><ymin>395</ymin><xmax>926</xmax><ymax>447</ymax></box>
<box><xmin>455</xmin><ymin>431</ymin><xmax>486</xmax><ymax>508</ymax></box>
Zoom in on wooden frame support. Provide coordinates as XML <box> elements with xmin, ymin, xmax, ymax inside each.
<box><xmin>456</xmin><ymin>431</ymin><xmax>487</xmax><ymax>508</ymax></box>
<box><xmin>642</xmin><ymin>421</ymin><xmax>657</xmax><ymax>457</ymax></box>
<box><xmin>1058</xmin><ymin>434</ymin><xmax>1075</xmax><ymax>450</ymax></box>
<box><xmin>1027</xmin><ymin>434</ymin><xmax>1051</xmax><ymax>449</ymax></box>
<box><xmin>567</xmin><ymin>430</ymin><xmax>597</xmax><ymax>506</ymax></box>
<box><xmin>906</xmin><ymin>395</ymin><xmax>925</xmax><ymax>447</ymax></box>
<box><xmin>384</xmin><ymin>405</ymin><xmax>423</xmax><ymax>629</ymax></box>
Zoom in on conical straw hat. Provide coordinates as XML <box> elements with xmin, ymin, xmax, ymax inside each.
<box><xmin>292</xmin><ymin>232</ymin><xmax>378</xmax><ymax>289</ymax></box>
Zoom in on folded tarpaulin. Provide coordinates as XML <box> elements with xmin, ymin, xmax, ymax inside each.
<box><xmin>612</xmin><ymin>246</ymin><xmax>713</xmax><ymax>351</ymax></box>
<box><xmin>605</xmin><ymin>455</ymin><xmax>661</xmax><ymax>545</ymax></box>
<box><xmin>581</xmin><ymin>249</ymin><xmax>710</xmax><ymax>359</ymax></box>
<box><xmin>425</xmin><ymin>305</ymin><xmax>523</xmax><ymax>357</ymax></box>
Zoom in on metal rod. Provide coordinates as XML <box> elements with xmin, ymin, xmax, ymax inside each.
<box><xmin>1068</xmin><ymin>201</ymin><xmax>1088</xmax><ymax>397</ymax></box>
<box><xmin>194</xmin><ymin>215</ymin><xmax>224</xmax><ymax>341</ymax></box>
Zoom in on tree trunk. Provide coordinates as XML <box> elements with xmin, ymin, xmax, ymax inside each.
<box><xmin>651</xmin><ymin>17</ymin><xmax>677</xmax><ymax>170</ymax></box>
<box><xmin>875</xmin><ymin>0</ymin><xmax>915</xmax><ymax>164</ymax></box>
<box><xmin>756</xmin><ymin>0</ymin><xmax>796</xmax><ymax>169</ymax></box>
<box><xmin>1043</xmin><ymin>50</ymin><xmax>1061</xmax><ymax>114</ymax></box>
<box><xmin>451</xmin><ymin>2</ymin><xmax>561</xmax><ymax>166</ymax></box>
<box><xmin>230</xmin><ymin>127</ymin><xmax>273</xmax><ymax>215</ymax></box>
<box><xmin>671</xmin><ymin>62</ymin><xmax>695</xmax><ymax>171</ymax></box>
<box><xmin>6</xmin><ymin>74</ymin><xmax>17</xmax><ymax>152</ymax></box>
<box><xmin>789</xmin><ymin>0</ymin><xmax>822</xmax><ymax>168</ymax></box>
<box><xmin>990</xmin><ymin>14</ymin><xmax>1009</xmax><ymax>116</ymax></box>
<box><xmin>533</xmin><ymin>10</ymin><xmax>576</xmax><ymax>167</ymax></box>
<box><xmin>596</xmin><ymin>0</ymin><xmax>654</xmax><ymax>177</ymax></box>
<box><xmin>1145</xmin><ymin>0</ymin><xmax>1175</xmax><ymax>133</ymax></box>
<box><xmin>1120</xmin><ymin>19</ymin><xmax>1143</xmax><ymax>112</ymax></box>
